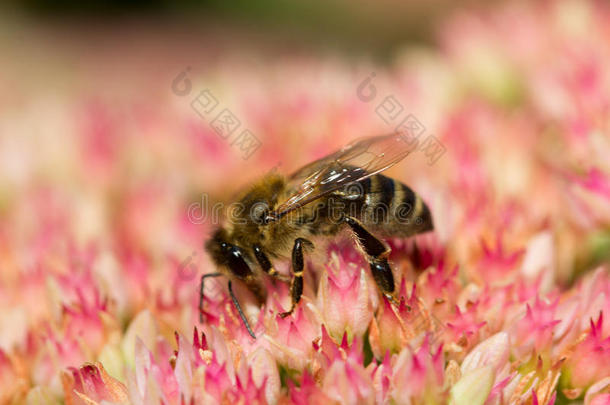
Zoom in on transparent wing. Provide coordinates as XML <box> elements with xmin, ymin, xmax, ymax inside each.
<box><xmin>270</xmin><ymin>133</ymin><xmax>417</xmax><ymax>220</ymax></box>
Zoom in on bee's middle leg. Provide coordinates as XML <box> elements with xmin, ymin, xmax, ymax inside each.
<box><xmin>253</xmin><ymin>245</ymin><xmax>291</xmax><ymax>282</ymax></box>
<box><xmin>344</xmin><ymin>216</ymin><xmax>397</xmax><ymax>304</ymax></box>
<box><xmin>279</xmin><ymin>238</ymin><xmax>313</xmax><ymax>318</ymax></box>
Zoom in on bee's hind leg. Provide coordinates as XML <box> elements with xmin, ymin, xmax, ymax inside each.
<box><xmin>344</xmin><ymin>216</ymin><xmax>398</xmax><ymax>305</ymax></box>
<box><xmin>279</xmin><ymin>238</ymin><xmax>313</xmax><ymax>318</ymax></box>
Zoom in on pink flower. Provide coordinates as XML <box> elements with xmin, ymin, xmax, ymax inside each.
<box><xmin>369</xmin><ymin>285</ymin><xmax>435</xmax><ymax>358</ymax></box>
<box><xmin>3</xmin><ymin>0</ymin><xmax>610</xmax><ymax>403</ymax></box>
<box><xmin>317</xmin><ymin>247</ymin><xmax>373</xmax><ymax>341</ymax></box>
<box><xmin>476</xmin><ymin>235</ymin><xmax>526</xmax><ymax>285</ymax></box>
<box><xmin>566</xmin><ymin>313</ymin><xmax>610</xmax><ymax>389</ymax></box>
<box><xmin>283</xmin><ymin>372</ymin><xmax>336</xmax><ymax>405</ymax></box>
<box><xmin>511</xmin><ymin>297</ymin><xmax>561</xmax><ymax>358</ymax></box>
<box><xmin>312</xmin><ymin>325</ymin><xmax>364</xmax><ymax>374</ymax></box>
<box><xmin>445</xmin><ymin>302</ymin><xmax>487</xmax><ymax>354</ymax></box>
<box><xmin>386</xmin><ymin>337</ymin><xmax>445</xmax><ymax>403</ymax></box>
<box><xmin>61</xmin><ymin>362</ymin><xmax>128</xmax><ymax>405</ymax></box>
<box><xmin>585</xmin><ymin>377</ymin><xmax>610</xmax><ymax>405</ymax></box>
<box><xmin>0</xmin><ymin>350</ymin><xmax>27</xmax><ymax>404</ymax></box>
<box><xmin>265</xmin><ymin>304</ymin><xmax>320</xmax><ymax>371</ymax></box>
<box><xmin>322</xmin><ymin>357</ymin><xmax>374</xmax><ymax>405</ymax></box>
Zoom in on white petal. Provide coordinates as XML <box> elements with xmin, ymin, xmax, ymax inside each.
<box><xmin>461</xmin><ymin>332</ymin><xmax>509</xmax><ymax>375</ymax></box>
<box><xmin>450</xmin><ymin>365</ymin><xmax>495</xmax><ymax>405</ymax></box>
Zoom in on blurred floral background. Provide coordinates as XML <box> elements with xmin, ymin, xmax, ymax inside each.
<box><xmin>1</xmin><ymin>0</ymin><xmax>610</xmax><ymax>404</ymax></box>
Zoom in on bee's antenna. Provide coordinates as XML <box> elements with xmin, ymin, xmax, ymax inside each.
<box><xmin>227</xmin><ymin>280</ymin><xmax>257</xmax><ymax>339</ymax></box>
<box><xmin>199</xmin><ymin>273</ymin><xmax>223</xmax><ymax>323</ymax></box>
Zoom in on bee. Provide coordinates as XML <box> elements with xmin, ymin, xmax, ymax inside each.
<box><xmin>203</xmin><ymin>134</ymin><xmax>433</xmax><ymax>338</ymax></box>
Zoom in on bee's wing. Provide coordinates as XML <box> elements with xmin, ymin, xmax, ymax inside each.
<box><xmin>271</xmin><ymin>134</ymin><xmax>417</xmax><ymax>220</ymax></box>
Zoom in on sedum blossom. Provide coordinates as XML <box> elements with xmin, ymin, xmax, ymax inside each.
<box><xmin>2</xmin><ymin>0</ymin><xmax>610</xmax><ymax>404</ymax></box>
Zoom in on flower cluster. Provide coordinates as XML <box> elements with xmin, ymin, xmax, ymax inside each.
<box><xmin>1</xmin><ymin>0</ymin><xmax>610</xmax><ymax>404</ymax></box>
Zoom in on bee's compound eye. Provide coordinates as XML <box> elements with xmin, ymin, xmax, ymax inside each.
<box><xmin>227</xmin><ymin>246</ymin><xmax>252</xmax><ymax>278</ymax></box>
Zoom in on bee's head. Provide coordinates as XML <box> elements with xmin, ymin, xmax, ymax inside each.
<box><xmin>205</xmin><ymin>228</ymin><xmax>252</xmax><ymax>278</ymax></box>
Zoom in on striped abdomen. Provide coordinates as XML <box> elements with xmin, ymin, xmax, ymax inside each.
<box><xmin>345</xmin><ymin>174</ymin><xmax>433</xmax><ymax>237</ymax></box>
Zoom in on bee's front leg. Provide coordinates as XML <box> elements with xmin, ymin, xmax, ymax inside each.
<box><xmin>199</xmin><ymin>272</ymin><xmax>223</xmax><ymax>323</ymax></box>
<box><xmin>279</xmin><ymin>238</ymin><xmax>313</xmax><ymax>318</ymax></box>
<box><xmin>344</xmin><ymin>216</ymin><xmax>398</xmax><ymax>305</ymax></box>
